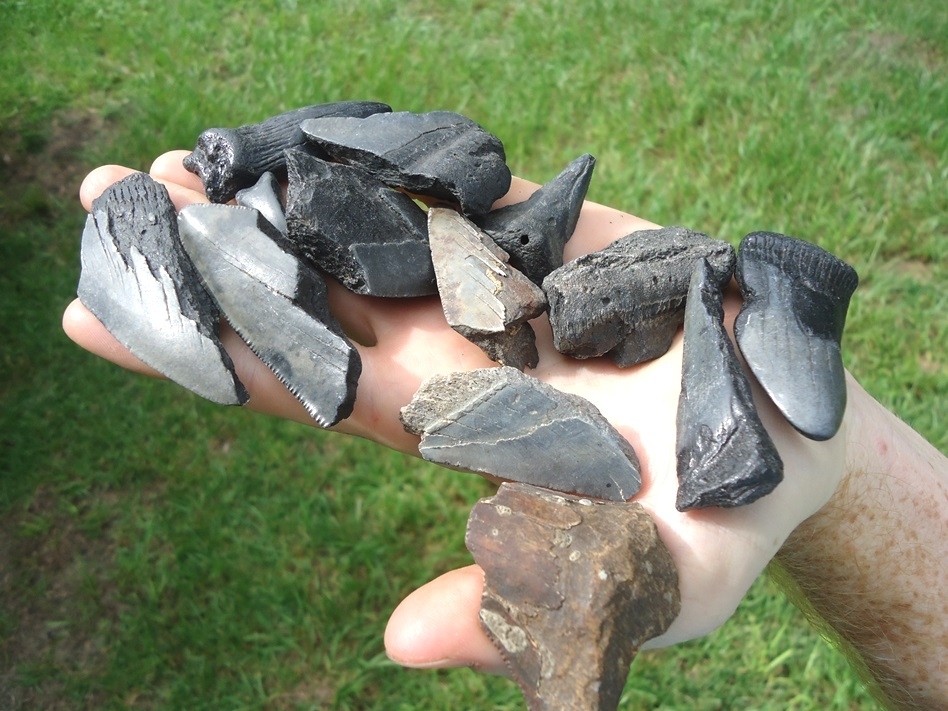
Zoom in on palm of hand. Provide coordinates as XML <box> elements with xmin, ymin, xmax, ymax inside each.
<box><xmin>64</xmin><ymin>151</ymin><xmax>845</xmax><ymax>672</ymax></box>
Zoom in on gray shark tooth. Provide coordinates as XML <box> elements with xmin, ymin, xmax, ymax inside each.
<box><xmin>466</xmin><ymin>482</ymin><xmax>680</xmax><ymax>711</ymax></box>
<box><xmin>235</xmin><ymin>171</ymin><xmax>286</xmax><ymax>236</ymax></box>
<box><xmin>473</xmin><ymin>153</ymin><xmax>595</xmax><ymax>285</ymax></box>
<box><xmin>177</xmin><ymin>204</ymin><xmax>361</xmax><ymax>428</ymax></box>
<box><xmin>734</xmin><ymin>232</ymin><xmax>858</xmax><ymax>441</ymax></box>
<box><xmin>543</xmin><ymin>226</ymin><xmax>735</xmax><ymax>367</ymax></box>
<box><xmin>676</xmin><ymin>259</ymin><xmax>783</xmax><ymax>511</ymax></box>
<box><xmin>183</xmin><ymin>101</ymin><xmax>392</xmax><ymax>203</ymax></box>
<box><xmin>78</xmin><ymin>172</ymin><xmax>248</xmax><ymax>406</ymax></box>
<box><xmin>300</xmin><ymin>110</ymin><xmax>511</xmax><ymax>217</ymax></box>
<box><xmin>427</xmin><ymin>207</ymin><xmax>547</xmax><ymax>370</ymax></box>
<box><xmin>284</xmin><ymin>150</ymin><xmax>435</xmax><ymax>297</ymax></box>
<box><xmin>400</xmin><ymin>367</ymin><xmax>641</xmax><ymax>501</ymax></box>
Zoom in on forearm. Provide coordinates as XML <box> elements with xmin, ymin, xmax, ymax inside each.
<box><xmin>772</xmin><ymin>375</ymin><xmax>948</xmax><ymax>709</ymax></box>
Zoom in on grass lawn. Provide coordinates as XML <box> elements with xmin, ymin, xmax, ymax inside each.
<box><xmin>2</xmin><ymin>1</ymin><xmax>945</xmax><ymax>709</ymax></box>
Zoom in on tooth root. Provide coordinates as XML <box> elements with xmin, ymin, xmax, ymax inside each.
<box><xmin>543</xmin><ymin>225</ymin><xmax>735</xmax><ymax>367</ymax></box>
<box><xmin>300</xmin><ymin>110</ymin><xmax>511</xmax><ymax>217</ymax></box>
<box><xmin>466</xmin><ymin>482</ymin><xmax>680</xmax><ymax>711</ymax></box>
<box><xmin>734</xmin><ymin>232</ymin><xmax>858</xmax><ymax>441</ymax></box>
<box><xmin>177</xmin><ymin>204</ymin><xmax>360</xmax><ymax>427</ymax></box>
<box><xmin>473</xmin><ymin>153</ymin><xmax>596</xmax><ymax>285</ymax></box>
<box><xmin>182</xmin><ymin>101</ymin><xmax>392</xmax><ymax>203</ymax></box>
<box><xmin>676</xmin><ymin>259</ymin><xmax>783</xmax><ymax>511</ymax></box>
<box><xmin>284</xmin><ymin>150</ymin><xmax>435</xmax><ymax>297</ymax></box>
<box><xmin>400</xmin><ymin>366</ymin><xmax>641</xmax><ymax>501</ymax></box>
<box><xmin>77</xmin><ymin>172</ymin><xmax>247</xmax><ymax>406</ymax></box>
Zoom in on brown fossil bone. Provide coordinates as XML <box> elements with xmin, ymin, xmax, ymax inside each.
<box><xmin>466</xmin><ymin>482</ymin><xmax>681</xmax><ymax>711</ymax></box>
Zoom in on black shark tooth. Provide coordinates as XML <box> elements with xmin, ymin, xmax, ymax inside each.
<box><xmin>473</xmin><ymin>153</ymin><xmax>595</xmax><ymax>285</ymax></box>
<box><xmin>734</xmin><ymin>232</ymin><xmax>858</xmax><ymax>441</ymax></box>
<box><xmin>676</xmin><ymin>259</ymin><xmax>783</xmax><ymax>511</ymax></box>
<box><xmin>77</xmin><ymin>172</ymin><xmax>247</xmax><ymax>406</ymax></box>
<box><xmin>300</xmin><ymin>110</ymin><xmax>511</xmax><ymax>217</ymax></box>
<box><xmin>183</xmin><ymin>101</ymin><xmax>392</xmax><ymax>203</ymax></box>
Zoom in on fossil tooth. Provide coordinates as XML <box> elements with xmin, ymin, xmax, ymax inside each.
<box><xmin>400</xmin><ymin>366</ymin><xmax>641</xmax><ymax>501</ymax></box>
<box><xmin>300</xmin><ymin>110</ymin><xmax>511</xmax><ymax>217</ymax></box>
<box><xmin>78</xmin><ymin>172</ymin><xmax>248</xmax><ymax>406</ymax></box>
<box><xmin>284</xmin><ymin>150</ymin><xmax>435</xmax><ymax>297</ymax></box>
<box><xmin>235</xmin><ymin>171</ymin><xmax>286</xmax><ymax>235</ymax></box>
<box><xmin>734</xmin><ymin>232</ymin><xmax>858</xmax><ymax>441</ymax></box>
<box><xmin>543</xmin><ymin>226</ymin><xmax>735</xmax><ymax>367</ymax></box>
<box><xmin>177</xmin><ymin>204</ymin><xmax>361</xmax><ymax>427</ymax></box>
<box><xmin>183</xmin><ymin>101</ymin><xmax>392</xmax><ymax>203</ymax></box>
<box><xmin>466</xmin><ymin>482</ymin><xmax>680</xmax><ymax>711</ymax></box>
<box><xmin>473</xmin><ymin>153</ymin><xmax>595</xmax><ymax>285</ymax></box>
<box><xmin>676</xmin><ymin>259</ymin><xmax>783</xmax><ymax>510</ymax></box>
<box><xmin>427</xmin><ymin>207</ymin><xmax>546</xmax><ymax>370</ymax></box>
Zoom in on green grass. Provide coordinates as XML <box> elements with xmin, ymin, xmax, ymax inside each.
<box><xmin>2</xmin><ymin>0</ymin><xmax>945</xmax><ymax>708</ymax></box>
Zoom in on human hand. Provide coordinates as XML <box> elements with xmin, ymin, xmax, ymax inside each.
<box><xmin>63</xmin><ymin>151</ymin><xmax>847</xmax><ymax>673</ymax></box>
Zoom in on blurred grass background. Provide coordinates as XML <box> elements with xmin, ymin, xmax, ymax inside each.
<box><xmin>1</xmin><ymin>0</ymin><xmax>945</xmax><ymax>708</ymax></box>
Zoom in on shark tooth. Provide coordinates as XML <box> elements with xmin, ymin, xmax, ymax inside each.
<box><xmin>177</xmin><ymin>204</ymin><xmax>361</xmax><ymax>427</ymax></box>
<box><xmin>734</xmin><ymin>232</ymin><xmax>858</xmax><ymax>441</ymax></box>
<box><xmin>466</xmin><ymin>482</ymin><xmax>680</xmax><ymax>711</ymax></box>
<box><xmin>427</xmin><ymin>207</ymin><xmax>546</xmax><ymax>370</ymax></box>
<box><xmin>473</xmin><ymin>153</ymin><xmax>595</xmax><ymax>285</ymax></box>
<box><xmin>284</xmin><ymin>150</ymin><xmax>435</xmax><ymax>297</ymax></box>
<box><xmin>77</xmin><ymin>172</ymin><xmax>247</xmax><ymax>406</ymax></box>
<box><xmin>300</xmin><ymin>110</ymin><xmax>511</xmax><ymax>217</ymax></box>
<box><xmin>676</xmin><ymin>259</ymin><xmax>783</xmax><ymax>510</ymax></box>
<box><xmin>183</xmin><ymin>101</ymin><xmax>391</xmax><ymax>203</ymax></box>
<box><xmin>235</xmin><ymin>171</ymin><xmax>286</xmax><ymax>235</ymax></box>
<box><xmin>400</xmin><ymin>366</ymin><xmax>641</xmax><ymax>501</ymax></box>
<box><xmin>543</xmin><ymin>226</ymin><xmax>735</xmax><ymax>367</ymax></box>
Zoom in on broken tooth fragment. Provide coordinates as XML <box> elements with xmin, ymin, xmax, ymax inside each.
<box><xmin>400</xmin><ymin>366</ymin><xmax>641</xmax><ymax>501</ymax></box>
<box><xmin>177</xmin><ymin>203</ymin><xmax>360</xmax><ymax>428</ymax></box>
<box><xmin>78</xmin><ymin>172</ymin><xmax>248</xmax><ymax>406</ymax></box>
<box><xmin>427</xmin><ymin>207</ymin><xmax>547</xmax><ymax>370</ymax></box>
<box><xmin>734</xmin><ymin>231</ymin><xmax>858</xmax><ymax>441</ymax></box>
<box><xmin>466</xmin><ymin>482</ymin><xmax>680</xmax><ymax>711</ymax></box>
<box><xmin>676</xmin><ymin>259</ymin><xmax>783</xmax><ymax>511</ymax></box>
<box><xmin>183</xmin><ymin>100</ymin><xmax>392</xmax><ymax>203</ymax></box>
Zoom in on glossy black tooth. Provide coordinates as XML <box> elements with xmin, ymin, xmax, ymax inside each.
<box><xmin>178</xmin><ymin>204</ymin><xmax>360</xmax><ymax>428</ymax></box>
<box><xmin>676</xmin><ymin>259</ymin><xmax>783</xmax><ymax>511</ymax></box>
<box><xmin>182</xmin><ymin>101</ymin><xmax>392</xmax><ymax>203</ymax></box>
<box><xmin>735</xmin><ymin>231</ymin><xmax>858</xmax><ymax>441</ymax></box>
<box><xmin>466</xmin><ymin>482</ymin><xmax>680</xmax><ymax>711</ymax></box>
<box><xmin>235</xmin><ymin>171</ymin><xmax>286</xmax><ymax>236</ymax></box>
<box><xmin>77</xmin><ymin>173</ymin><xmax>247</xmax><ymax>406</ymax></box>
<box><xmin>300</xmin><ymin>110</ymin><xmax>511</xmax><ymax>217</ymax></box>
<box><xmin>284</xmin><ymin>150</ymin><xmax>435</xmax><ymax>297</ymax></box>
<box><xmin>427</xmin><ymin>207</ymin><xmax>546</xmax><ymax>370</ymax></box>
<box><xmin>473</xmin><ymin>153</ymin><xmax>596</xmax><ymax>285</ymax></box>
<box><xmin>543</xmin><ymin>226</ymin><xmax>735</xmax><ymax>367</ymax></box>
<box><xmin>400</xmin><ymin>366</ymin><xmax>641</xmax><ymax>501</ymax></box>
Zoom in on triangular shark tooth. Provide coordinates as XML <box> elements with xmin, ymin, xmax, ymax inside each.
<box><xmin>676</xmin><ymin>259</ymin><xmax>783</xmax><ymax>510</ymax></box>
<box><xmin>427</xmin><ymin>207</ymin><xmax>547</xmax><ymax>370</ymax></box>
<box><xmin>77</xmin><ymin>172</ymin><xmax>247</xmax><ymax>406</ymax></box>
<box><xmin>473</xmin><ymin>153</ymin><xmax>595</xmax><ymax>285</ymax></box>
<box><xmin>235</xmin><ymin>171</ymin><xmax>286</xmax><ymax>236</ymax></box>
<box><xmin>734</xmin><ymin>231</ymin><xmax>858</xmax><ymax>441</ymax></box>
<box><xmin>177</xmin><ymin>204</ymin><xmax>361</xmax><ymax>427</ymax></box>
<box><xmin>400</xmin><ymin>366</ymin><xmax>641</xmax><ymax>501</ymax></box>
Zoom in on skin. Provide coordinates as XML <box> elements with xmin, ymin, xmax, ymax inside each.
<box><xmin>64</xmin><ymin>152</ymin><xmax>946</xmax><ymax>706</ymax></box>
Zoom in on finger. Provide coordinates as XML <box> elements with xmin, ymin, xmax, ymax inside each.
<box><xmin>149</xmin><ymin>150</ymin><xmax>207</xmax><ymax>194</ymax></box>
<box><xmin>62</xmin><ymin>298</ymin><xmax>162</xmax><ymax>377</ymax></box>
<box><xmin>80</xmin><ymin>162</ymin><xmax>208</xmax><ymax>213</ymax></box>
<box><xmin>384</xmin><ymin>565</ymin><xmax>507</xmax><ymax>674</ymax></box>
